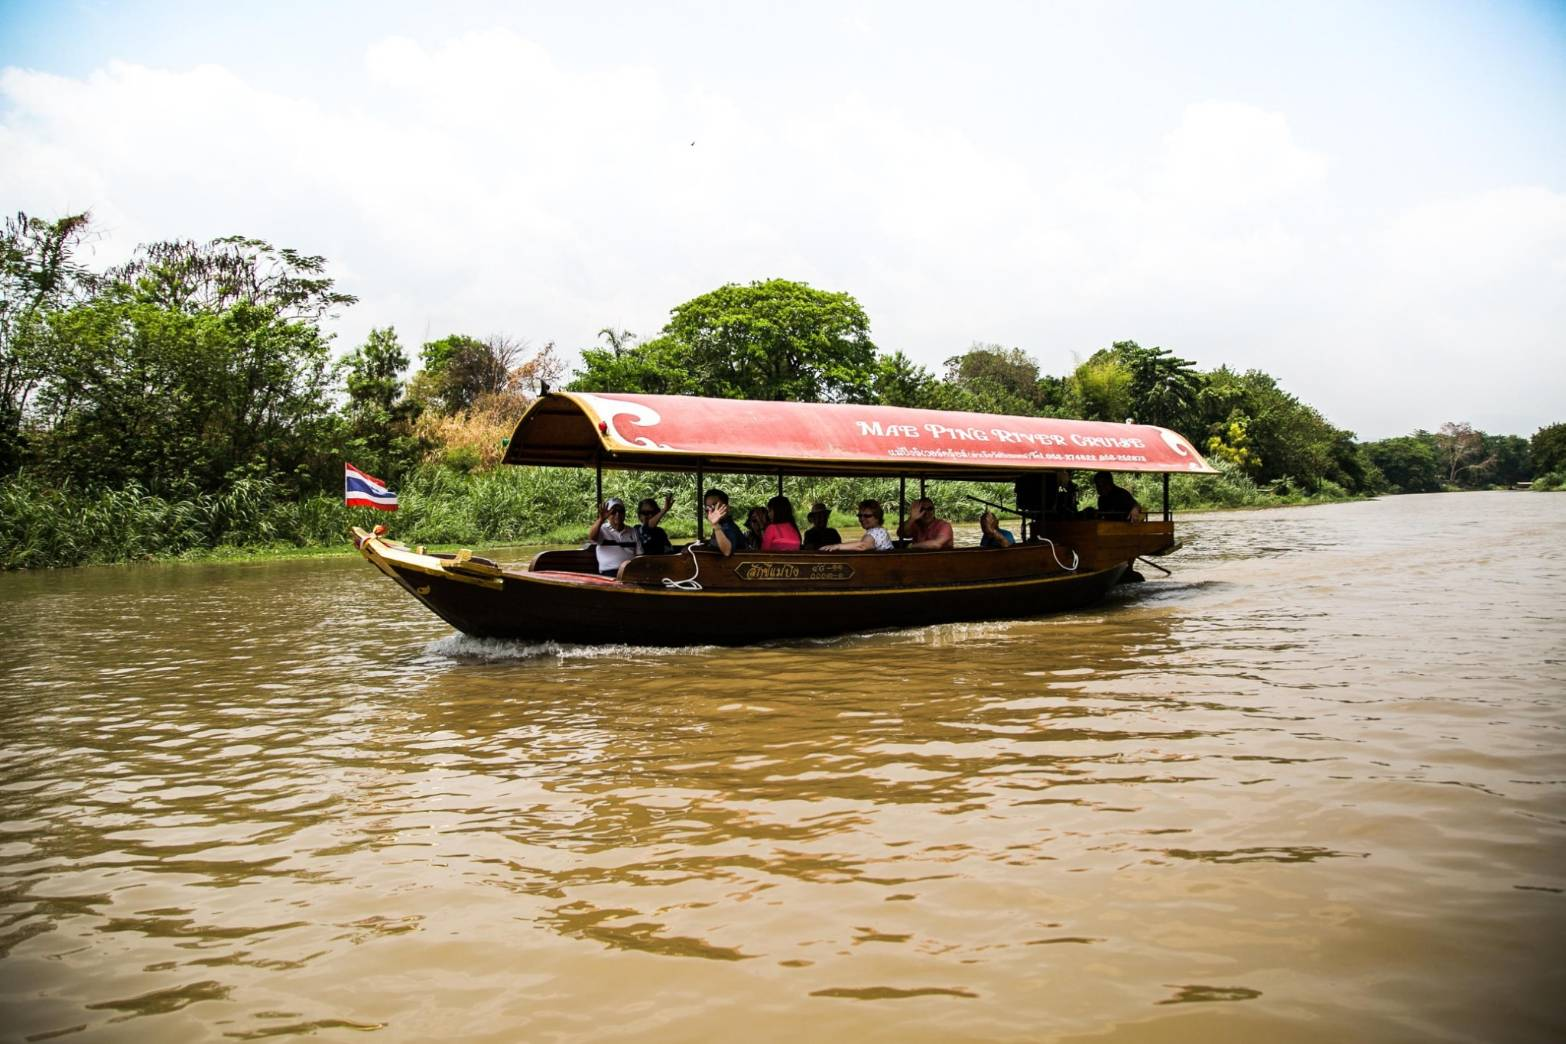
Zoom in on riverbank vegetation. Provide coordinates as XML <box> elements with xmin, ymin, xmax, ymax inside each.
<box><xmin>2</xmin><ymin>210</ymin><xmax>1558</xmax><ymax>569</ymax></box>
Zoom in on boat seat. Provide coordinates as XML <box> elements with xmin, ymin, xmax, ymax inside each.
<box><xmin>529</xmin><ymin>570</ymin><xmax>619</xmax><ymax>584</ymax></box>
<box><xmin>529</xmin><ymin>548</ymin><xmax>600</xmax><ymax>574</ymax></box>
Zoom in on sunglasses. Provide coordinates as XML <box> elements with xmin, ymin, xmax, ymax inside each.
<box><xmin>638</xmin><ymin>510</ymin><xmax>656</xmax><ymax>517</ymax></box>
<box><xmin>857</xmin><ymin>512</ymin><xmax>878</xmax><ymax>519</ymax></box>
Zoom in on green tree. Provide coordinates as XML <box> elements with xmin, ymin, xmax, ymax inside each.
<box><xmin>596</xmin><ymin>327</ymin><xmax>637</xmax><ymax>357</ymax></box>
<box><xmin>31</xmin><ymin>293</ymin><xmax>337</xmax><ymax>492</ymax></box>
<box><xmin>339</xmin><ymin>327</ymin><xmax>420</xmax><ymax>478</ymax></box>
<box><xmin>571</xmin><ymin>279</ymin><xmax>878</xmax><ymax>402</ymax></box>
<box><xmin>1117</xmin><ymin>341</ymin><xmax>1202</xmax><ymax>435</ymax></box>
<box><xmin>571</xmin><ymin>334</ymin><xmax>705</xmax><ymax>396</ymax></box>
<box><xmin>1</xmin><ymin>211</ymin><xmax>96</xmax><ymax>474</ymax></box>
<box><xmin>1362</xmin><ymin>435</ymin><xmax>1442</xmax><ymax>493</ymax></box>
<box><xmin>23</xmin><ymin>231</ymin><xmax>355</xmax><ymax>492</ymax></box>
<box><xmin>1479</xmin><ymin>433</ymin><xmax>1530</xmax><ymax>487</ymax></box>
<box><xmin>1432</xmin><ymin>421</ymin><xmax>1488</xmax><ymax>486</ymax></box>
<box><xmin>1241</xmin><ymin>381</ymin><xmax>1335</xmax><ymax>490</ymax></box>
<box><xmin>1193</xmin><ymin>367</ymin><xmax>1364</xmax><ymax>492</ymax></box>
<box><xmin>941</xmin><ymin>343</ymin><xmax>1050</xmax><ymax>416</ymax></box>
<box><xmin>1067</xmin><ymin>341</ymin><xmax>1201</xmax><ymax>433</ymax></box>
<box><xmin>1324</xmin><ymin>427</ymin><xmax>1374</xmax><ymax>493</ymax></box>
<box><xmin>413</xmin><ymin>334</ymin><xmax>482</xmax><ymax>408</ymax></box>
<box><xmin>1205</xmin><ymin>414</ymin><xmax>1260</xmax><ymax>475</ymax></box>
<box><xmin>1065</xmin><ymin>352</ymin><xmax>1133</xmax><ymax>422</ymax></box>
<box><xmin>1529</xmin><ymin>422</ymin><xmax>1566</xmax><ymax>476</ymax></box>
<box><xmin>413</xmin><ymin>334</ymin><xmax>534</xmax><ymax>414</ymax></box>
<box><xmin>872</xmin><ymin>350</ymin><xmax>943</xmax><ymax>409</ymax></box>
<box><xmin>108</xmin><ymin>235</ymin><xmax>355</xmax><ymax>322</ymax></box>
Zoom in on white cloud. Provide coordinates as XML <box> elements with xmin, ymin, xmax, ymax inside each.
<box><xmin>1158</xmin><ymin>101</ymin><xmax>1330</xmax><ymax>210</ymax></box>
<box><xmin>1</xmin><ymin>35</ymin><xmax>1560</xmax><ymax>438</ymax></box>
<box><xmin>1371</xmin><ymin>186</ymin><xmax>1566</xmax><ymax>287</ymax></box>
<box><xmin>1340</xmin><ymin>186</ymin><xmax>1566</xmax><ymax>434</ymax></box>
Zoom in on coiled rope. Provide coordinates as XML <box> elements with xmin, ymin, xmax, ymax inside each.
<box><xmin>661</xmin><ymin>546</ymin><xmax>705</xmax><ymax>590</ymax></box>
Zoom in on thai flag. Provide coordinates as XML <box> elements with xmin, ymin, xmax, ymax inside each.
<box><xmin>344</xmin><ymin>463</ymin><xmax>398</xmax><ymax>511</ymax></box>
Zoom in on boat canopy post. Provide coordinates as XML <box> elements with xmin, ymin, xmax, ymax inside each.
<box><xmin>1162</xmin><ymin>473</ymin><xmax>1170</xmax><ymax>522</ymax></box>
<box><xmin>898</xmin><ymin>477</ymin><xmax>906</xmax><ymax>534</ymax></box>
<box><xmin>696</xmin><ymin>463</ymin><xmax>705</xmax><ymax>539</ymax></box>
<box><xmin>920</xmin><ymin>477</ymin><xmax>927</xmax><ymax>500</ymax></box>
<box><xmin>777</xmin><ymin>471</ymin><xmax>783</xmax><ymax>499</ymax></box>
<box><xmin>595</xmin><ymin>455</ymin><xmax>603</xmax><ymax>511</ymax></box>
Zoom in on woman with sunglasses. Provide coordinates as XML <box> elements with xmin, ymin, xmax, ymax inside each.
<box><xmin>820</xmin><ymin>499</ymin><xmax>894</xmax><ymax>552</ymax></box>
<box><xmin>634</xmin><ymin>494</ymin><xmax>675</xmax><ymax>555</ymax></box>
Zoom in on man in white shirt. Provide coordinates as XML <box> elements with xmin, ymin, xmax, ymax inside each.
<box><xmin>588</xmin><ymin>497</ymin><xmax>640</xmax><ymax>576</ymax></box>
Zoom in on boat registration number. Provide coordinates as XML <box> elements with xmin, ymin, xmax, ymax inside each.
<box><xmin>735</xmin><ymin>562</ymin><xmax>855</xmax><ymax>582</ymax></box>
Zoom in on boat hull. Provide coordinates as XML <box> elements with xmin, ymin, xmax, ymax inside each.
<box><xmin>355</xmin><ymin>532</ymin><xmax>1139</xmax><ymax>645</ymax></box>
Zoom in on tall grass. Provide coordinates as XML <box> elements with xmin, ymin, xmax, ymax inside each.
<box><xmin>1128</xmin><ymin>461</ymin><xmax>1269</xmax><ymax>511</ymax></box>
<box><xmin>0</xmin><ymin>474</ymin><xmax>359</xmax><ymax>569</ymax></box>
<box><xmin>1</xmin><ymin>457</ymin><xmax>1374</xmax><ymax>570</ymax></box>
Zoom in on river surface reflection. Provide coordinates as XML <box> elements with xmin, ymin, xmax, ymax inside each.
<box><xmin>1</xmin><ymin>491</ymin><xmax>1562</xmax><ymax>1042</ymax></box>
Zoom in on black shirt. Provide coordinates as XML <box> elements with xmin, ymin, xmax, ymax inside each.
<box><xmin>636</xmin><ymin>523</ymin><xmax>673</xmax><ymax>555</ymax></box>
<box><xmin>802</xmin><ymin>525</ymin><xmax>842</xmax><ymax>550</ymax></box>
<box><xmin>1097</xmin><ymin>484</ymin><xmax>1138</xmax><ymax>518</ymax></box>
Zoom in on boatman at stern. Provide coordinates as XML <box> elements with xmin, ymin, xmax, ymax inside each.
<box><xmin>1090</xmin><ymin>471</ymin><xmax>1145</xmax><ymax>522</ymax></box>
<box><xmin>900</xmin><ymin>497</ymin><xmax>954</xmax><ymax>550</ymax></box>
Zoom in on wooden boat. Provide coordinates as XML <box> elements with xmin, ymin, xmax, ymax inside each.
<box><xmin>352</xmin><ymin>392</ymin><xmax>1216</xmax><ymax>644</ymax></box>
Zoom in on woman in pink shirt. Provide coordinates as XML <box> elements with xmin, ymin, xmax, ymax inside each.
<box><xmin>760</xmin><ymin>495</ymin><xmax>802</xmax><ymax>551</ymax></box>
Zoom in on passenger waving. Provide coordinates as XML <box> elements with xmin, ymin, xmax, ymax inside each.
<box><xmin>899</xmin><ymin>497</ymin><xmax>954</xmax><ymax>550</ymax></box>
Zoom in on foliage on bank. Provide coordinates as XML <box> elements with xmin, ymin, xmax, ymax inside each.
<box><xmin>1359</xmin><ymin>422</ymin><xmax>1539</xmax><ymax>493</ymax></box>
<box><xmin>0</xmin><ymin>456</ymin><xmax>1325</xmax><ymax>570</ymax></box>
<box><xmin>2</xmin><ymin>209</ymin><xmax>1559</xmax><ymax>569</ymax></box>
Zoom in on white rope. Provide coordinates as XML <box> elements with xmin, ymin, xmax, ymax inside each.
<box><xmin>661</xmin><ymin>546</ymin><xmax>705</xmax><ymax>590</ymax></box>
<box><xmin>1040</xmin><ymin>537</ymin><xmax>1079</xmax><ymax>572</ymax></box>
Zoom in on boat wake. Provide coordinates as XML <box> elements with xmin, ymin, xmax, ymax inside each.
<box><xmin>1118</xmin><ymin>577</ymin><xmax>1232</xmax><ymax>602</ymax></box>
<box><xmin>421</xmin><ymin>633</ymin><xmax>718</xmax><ymax>662</ymax></box>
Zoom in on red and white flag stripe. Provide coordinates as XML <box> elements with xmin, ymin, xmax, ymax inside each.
<box><xmin>344</xmin><ymin>462</ymin><xmax>398</xmax><ymax>511</ymax></box>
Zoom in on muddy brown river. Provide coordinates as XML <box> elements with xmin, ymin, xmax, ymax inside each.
<box><xmin>1</xmin><ymin>491</ymin><xmax>1562</xmax><ymax>1042</ymax></box>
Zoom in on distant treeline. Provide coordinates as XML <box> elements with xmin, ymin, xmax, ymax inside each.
<box><xmin>2</xmin><ymin>211</ymin><xmax>1560</xmax><ymax>568</ymax></box>
<box><xmin>1361</xmin><ymin>423</ymin><xmax>1562</xmax><ymax>493</ymax></box>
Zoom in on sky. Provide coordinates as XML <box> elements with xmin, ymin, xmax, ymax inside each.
<box><xmin>1</xmin><ymin>0</ymin><xmax>1563</xmax><ymax>440</ymax></box>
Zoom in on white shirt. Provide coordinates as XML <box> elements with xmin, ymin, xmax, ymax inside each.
<box><xmin>592</xmin><ymin>520</ymin><xmax>640</xmax><ymax>573</ymax></box>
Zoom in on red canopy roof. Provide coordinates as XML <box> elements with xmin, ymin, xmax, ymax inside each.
<box><xmin>503</xmin><ymin>392</ymin><xmax>1217</xmax><ymax>477</ymax></box>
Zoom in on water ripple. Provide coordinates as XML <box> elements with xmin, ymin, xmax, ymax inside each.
<box><xmin>1</xmin><ymin>493</ymin><xmax>1563</xmax><ymax>1041</ymax></box>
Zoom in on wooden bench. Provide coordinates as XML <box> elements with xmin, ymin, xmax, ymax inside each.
<box><xmin>528</xmin><ymin>548</ymin><xmax>600</xmax><ymax>575</ymax></box>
